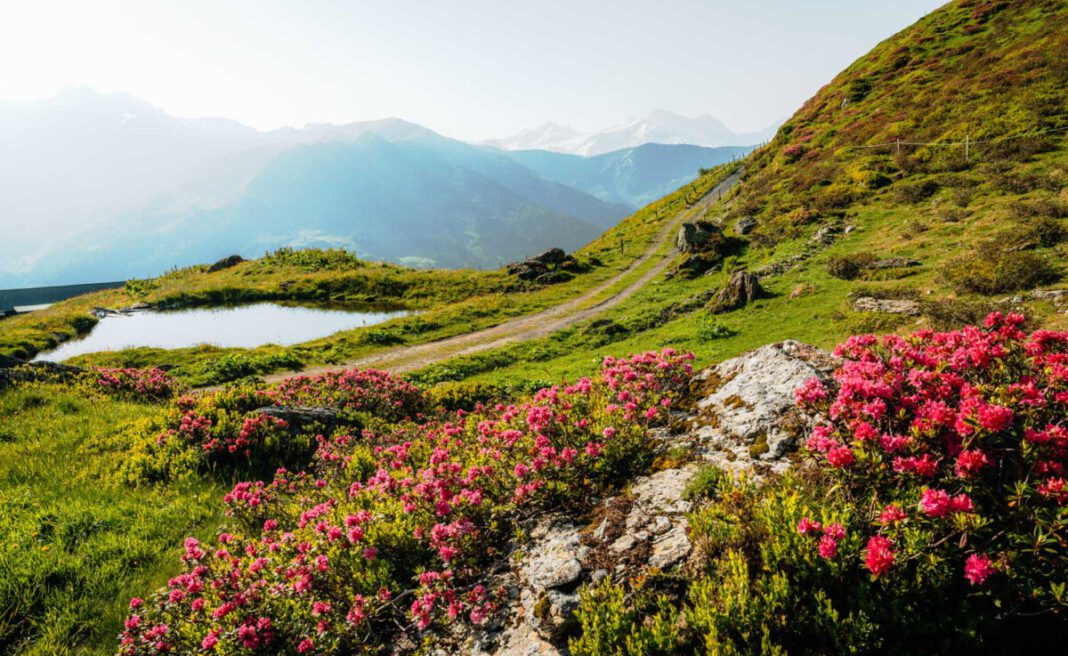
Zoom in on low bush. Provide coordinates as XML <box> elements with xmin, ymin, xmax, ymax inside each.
<box><xmin>827</xmin><ymin>252</ymin><xmax>878</xmax><ymax>280</ymax></box>
<box><xmin>572</xmin><ymin>315</ymin><xmax>1068</xmax><ymax>654</ymax></box>
<box><xmin>892</xmin><ymin>179</ymin><xmax>939</xmax><ymax>203</ymax></box>
<box><xmin>201</xmin><ymin>352</ymin><xmax>304</xmax><ymax>384</ymax></box>
<box><xmin>116</xmin><ymin>351</ymin><xmax>695</xmax><ymax>654</ymax></box>
<box><xmin>940</xmin><ymin>240</ymin><xmax>1058</xmax><ymax>294</ymax></box>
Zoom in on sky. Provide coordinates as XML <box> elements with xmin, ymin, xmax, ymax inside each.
<box><xmin>0</xmin><ymin>0</ymin><xmax>947</xmax><ymax>141</ymax></box>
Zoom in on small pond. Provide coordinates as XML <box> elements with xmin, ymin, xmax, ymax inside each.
<box><xmin>34</xmin><ymin>303</ymin><xmax>408</xmax><ymax>362</ymax></box>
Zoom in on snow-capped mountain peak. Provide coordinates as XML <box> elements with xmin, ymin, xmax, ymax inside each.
<box><xmin>483</xmin><ymin>110</ymin><xmax>779</xmax><ymax>156</ymax></box>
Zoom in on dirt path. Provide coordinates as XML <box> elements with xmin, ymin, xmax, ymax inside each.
<box><xmin>260</xmin><ymin>168</ymin><xmax>743</xmax><ymax>382</ymax></box>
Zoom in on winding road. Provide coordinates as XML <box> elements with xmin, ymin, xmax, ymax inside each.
<box><xmin>261</xmin><ymin>168</ymin><xmax>743</xmax><ymax>382</ymax></box>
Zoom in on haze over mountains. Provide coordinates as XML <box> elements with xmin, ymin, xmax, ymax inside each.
<box><xmin>0</xmin><ymin>88</ymin><xmax>759</xmax><ymax>287</ymax></box>
<box><xmin>483</xmin><ymin>109</ymin><xmax>781</xmax><ymax>156</ymax></box>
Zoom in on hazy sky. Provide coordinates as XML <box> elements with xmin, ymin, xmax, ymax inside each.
<box><xmin>1</xmin><ymin>0</ymin><xmax>946</xmax><ymax>140</ymax></box>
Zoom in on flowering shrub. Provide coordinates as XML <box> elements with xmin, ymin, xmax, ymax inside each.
<box><xmin>797</xmin><ymin>312</ymin><xmax>1068</xmax><ymax>615</ymax></box>
<box><xmin>273</xmin><ymin>368</ymin><xmax>426</xmax><ymax>422</ymax></box>
<box><xmin>572</xmin><ymin>316</ymin><xmax>1068</xmax><ymax>654</ymax></box>
<box><xmin>117</xmin><ymin>350</ymin><xmax>693</xmax><ymax>654</ymax></box>
<box><xmin>120</xmin><ymin>368</ymin><xmax>430</xmax><ymax>484</ymax></box>
<box><xmin>92</xmin><ymin>367</ymin><xmax>181</xmax><ymax>402</ymax></box>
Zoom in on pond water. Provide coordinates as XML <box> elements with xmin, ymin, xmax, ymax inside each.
<box><xmin>34</xmin><ymin>303</ymin><xmax>408</xmax><ymax>362</ymax></box>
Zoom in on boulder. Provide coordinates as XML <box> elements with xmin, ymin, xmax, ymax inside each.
<box><xmin>675</xmin><ymin>254</ymin><xmax>720</xmax><ymax>277</ymax></box>
<box><xmin>675</xmin><ymin>221</ymin><xmax>721</xmax><ymax>253</ymax></box>
<box><xmin>694</xmin><ymin>340</ymin><xmax>836</xmax><ymax>461</ymax></box>
<box><xmin>253</xmin><ymin>406</ymin><xmax>342</xmax><ymax>434</ymax></box>
<box><xmin>532</xmin><ymin>248</ymin><xmax>568</xmax><ymax>267</ymax></box>
<box><xmin>734</xmin><ymin>216</ymin><xmax>757</xmax><ymax>235</ymax></box>
<box><xmin>851</xmin><ymin>296</ymin><xmax>922</xmax><ymax>316</ymax></box>
<box><xmin>208</xmin><ymin>254</ymin><xmax>245</xmax><ymax>272</ymax></box>
<box><xmin>708</xmin><ymin>270</ymin><xmax>764</xmax><ymax>313</ymax></box>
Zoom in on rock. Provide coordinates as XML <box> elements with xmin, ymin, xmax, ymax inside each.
<box><xmin>1</xmin><ymin>307</ymin><xmax>16</xmax><ymax>319</ymax></box>
<box><xmin>507</xmin><ymin>249</ymin><xmax>578</xmax><ymax>284</ymax></box>
<box><xmin>507</xmin><ymin>261</ymin><xmax>548</xmax><ymax>281</ymax></box>
<box><xmin>676</xmin><ymin>221</ymin><xmax>722</xmax><ymax>253</ymax></box>
<box><xmin>708</xmin><ymin>270</ymin><xmax>764</xmax><ymax>313</ymax></box>
<box><xmin>534</xmin><ymin>271</ymin><xmax>574</xmax><ymax>285</ymax></box>
<box><xmin>851</xmin><ymin>296</ymin><xmax>922</xmax><ymax>316</ymax></box>
<box><xmin>675</xmin><ymin>254</ymin><xmax>720</xmax><ymax>277</ymax></box>
<box><xmin>868</xmin><ymin>257</ymin><xmax>920</xmax><ymax>269</ymax></box>
<box><xmin>734</xmin><ymin>216</ymin><xmax>757</xmax><ymax>235</ymax></box>
<box><xmin>532</xmin><ymin>248</ymin><xmax>568</xmax><ymax>267</ymax></box>
<box><xmin>521</xmin><ymin>519</ymin><xmax>586</xmax><ymax>591</ymax></box>
<box><xmin>649</xmin><ymin>524</ymin><xmax>691</xmax><ymax>570</ymax></box>
<box><xmin>695</xmin><ymin>341</ymin><xmax>836</xmax><ymax>460</ymax></box>
<box><xmin>481</xmin><ymin>622</ymin><xmax>564</xmax><ymax>656</ymax></box>
<box><xmin>1032</xmin><ymin>289</ymin><xmax>1068</xmax><ymax>305</ymax></box>
<box><xmin>253</xmin><ymin>406</ymin><xmax>342</xmax><ymax>434</ymax></box>
<box><xmin>208</xmin><ymin>254</ymin><xmax>245</xmax><ymax>272</ymax></box>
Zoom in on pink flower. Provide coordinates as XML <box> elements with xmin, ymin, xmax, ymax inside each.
<box><xmin>954</xmin><ymin>449</ymin><xmax>990</xmax><ymax>478</ymax></box>
<box><xmin>201</xmin><ymin>631</ymin><xmax>219</xmax><ymax>650</ymax></box>
<box><xmin>964</xmin><ymin>553</ymin><xmax>995</xmax><ymax>585</ymax></box>
<box><xmin>818</xmin><ymin>535</ymin><xmax>838</xmax><ymax>559</ymax></box>
<box><xmin>298</xmin><ymin>637</ymin><xmax>315</xmax><ymax>653</ymax></box>
<box><xmin>878</xmin><ymin>504</ymin><xmax>907</xmax><ymax>525</ymax></box>
<box><xmin>797</xmin><ymin>516</ymin><xmax>822</xmax><ymax>535</ymax></box>
<box><xmin>919</xmin><ymin>488</ymin><xmax>951</xmax><ymax>517</ymax></box>
<box><xmin>826</xmin><ymin>445</ymin><xmax>856</xmax><ymax>468</ymax></box>
<box><xmin>864</xmin><ymin>535</ymin><xmax>895</xmax><ymax>576</ymax></box>
<box><xmin>976</xmin><ymin>404</ymin><xmax>1013</xmax><ymax>432</ymax></box>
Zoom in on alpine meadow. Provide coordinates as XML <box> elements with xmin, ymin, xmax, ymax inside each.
<box><xmin>1</xmin><ymin>1</ymin><xmax>1068</xmax><ymax>655</ymax></box>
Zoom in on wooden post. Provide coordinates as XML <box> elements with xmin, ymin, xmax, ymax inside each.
<box><xmin>965</xmin><ymin>134</ymin><xmax>970</xmax><ymax>161</ymax></box>
<box><xmin>619</xmin><ymin>237</ymin><xmax>624</xmax><ymax>256</ymax></box>
<box><xmin>895</xmin><ymin>139</ymin><xmax>901</xmax><ymax>156</ymax></box>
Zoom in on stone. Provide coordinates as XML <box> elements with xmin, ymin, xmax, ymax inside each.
<box><xmin>208</xmin><ymin>254</ymin><xmax>245</xmax><ymax>272</ymax></box>
<box><xmin>708</xmin><ymin>270</ymin><xmax>764</xmax><ymax>313</ymax></box>
<box><xmin>521</xmin><ymin>519</ymin><xmax>586</xmax><ymax>591</ymax></box>
<box><xmin>532</xmin><ymin>248</ymin><xmax>568</xmax><ymax>267</ymax></box>
<box><xmin>648</xmin><ymin>524</ymin><xmax>692</xmax><ymax>570</ymax></box>
<box><xmin>252</xmin><ymin>406</ymin><xmax>342</xmax><ymax>434</ymax></box>
<box><xmin>734</xmin><ymin>216</ymin><xmax>757</xmax><ymax>235</ymax></box>
<box><xmin>868</xmin><ymin>257</ymin><xmax>921</xmax><ymax>269</ymax></box>
<box><xmin>850</xmin><ymin>296</ymin><xmax>923</xmax><ymax>316</ymax></box>
<box><xmin>1032</xmin><ymin>289</ymin><xmax>1068</xmax><ymax>305</ymax></box>
<box><xmin>676</xmin><ymin>221</ymin><xmax>722</xmax><ymax>253</ymax></box>
<box><xmin>695</xmin><ymin>341</ymin><xmax>836</xmax><ymax>458</ymax></box>
<box><xmin>675</xmin><ymin>254</ymin><xmax>720</xmax><ymax>277</ymax></box>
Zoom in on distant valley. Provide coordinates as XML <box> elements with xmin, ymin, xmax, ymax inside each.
<box><xmin>0</xmin><ymin>89</ymin><xmax>759</xmax><ymax>287</ymax></box>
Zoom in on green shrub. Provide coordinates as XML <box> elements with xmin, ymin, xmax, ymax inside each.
<box><xmin>940</xmin><ymin>240</ymin><xmax>1058</xmax><ymax>294</ymax></box>
<box><xmin>200</xmin><ymin>352</ymin><xmax>303</xmax><ymax>384</ymax></box>
<box><xmin>826</xmin><ymin>253</ymin><xmax>877</xmax><ymax>280</ymax></box>
<box><xmin>357</xmin><ymin>328</ymin><xmax>405</xmax><ymax>346</ymax></box>
<box><xmin>892</xmin><ymin>179</ymin><xmax>939</xmax><ymax>203</ymax></box>
<box><xmin>697</xmin><ymin>317</ymin><xmax>737</xmax><ymax>341</ymax></box>
<box><xmin>427</xmin><ymin>381</ymin><xmax>508</xmax><ymax>412</ymax></box>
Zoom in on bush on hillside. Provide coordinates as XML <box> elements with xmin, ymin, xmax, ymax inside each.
<box><xmin>892</xmin><ymin>179</ymin><xmax>940</xmax><ymax>204</ymax></box>
<box><xmin>940</xmin><ymin>239</ymin><xmax>1057</xmax><ymax>294</ymax></box>
<box><xmin>572</xmin><ymin>314</ymin><xmax>1068</xmax><ymax>654</ymax></box>
<box><xmin>827</xmin><ymin>252</ymin><xmax>878</xmax><ymax>280</ymax></box>
<box><xmin>116</xmin><ymin>351</ymin><xmax>695</xmax><ymax>654</ymax></box>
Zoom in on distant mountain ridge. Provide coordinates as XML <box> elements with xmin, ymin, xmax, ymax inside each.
<box><xmin>0</xmin><ymin>89</ymin><xmax>755</xmax><ymax>286</ymax></box>
<box><xmin>483</xmin><ymin>109</ymin><xmax>780</xmax><ymax>156</ymax></box>
<box><xmin>503</xmin><ymin>143</ymin><xmax>752</xmax><ymax>208</ymax></box>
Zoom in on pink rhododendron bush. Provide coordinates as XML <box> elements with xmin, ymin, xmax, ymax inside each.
<box><xmin>796</xmin><ymin>312</ymin><xmax>1068</xmax><ymax>610</ymax></box>
<box><xmin>117</xmin><ymin>368</ymin><xmax>429</xmax><ymax>484</ymax></box>
<box><xmin>571</xmin><ymin>315</ymin><xmax>1068</xmax><ymax>655</ymax></box>
<box><xmin>116</xmin><ymin>350</ymin><xmax>693</xmax><ymax>654</ymax></box>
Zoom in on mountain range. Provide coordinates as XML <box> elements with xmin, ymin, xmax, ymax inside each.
<box><xmin>0</xmin><ymin>89</ymin><xmax>761</xmax><ymax>287</ymax></box>
<box><xmin>483</xmin><ymin>109</ymin><xmax>780</xmax><ymax>156</ymax></box>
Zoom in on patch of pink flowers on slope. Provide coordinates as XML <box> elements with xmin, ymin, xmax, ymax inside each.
<box><xmin>94</xmin><ymin>367</ymin><xmax>181</xmax><ymax>401</ymax></box>
<box><xmin>117</xmin><ymin>349</ymin><xmax>693</xmax><ymax>654</ymax></box>
<box><xmin>797</xmin><ymin>312</ymin><xmax>1068</xmax><ymax>593</ymax></box>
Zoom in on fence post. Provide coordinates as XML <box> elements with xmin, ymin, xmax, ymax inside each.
<box><xmin>965</xmin><ymin>134</ymin><xmax>970</xmax><ymax>161</ymax></box>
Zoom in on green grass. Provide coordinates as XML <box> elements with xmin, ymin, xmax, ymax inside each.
<box><xmin>0</xmin><ymin>385</ymin><xmax>224</xmax><ymax>655</ymax></box>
